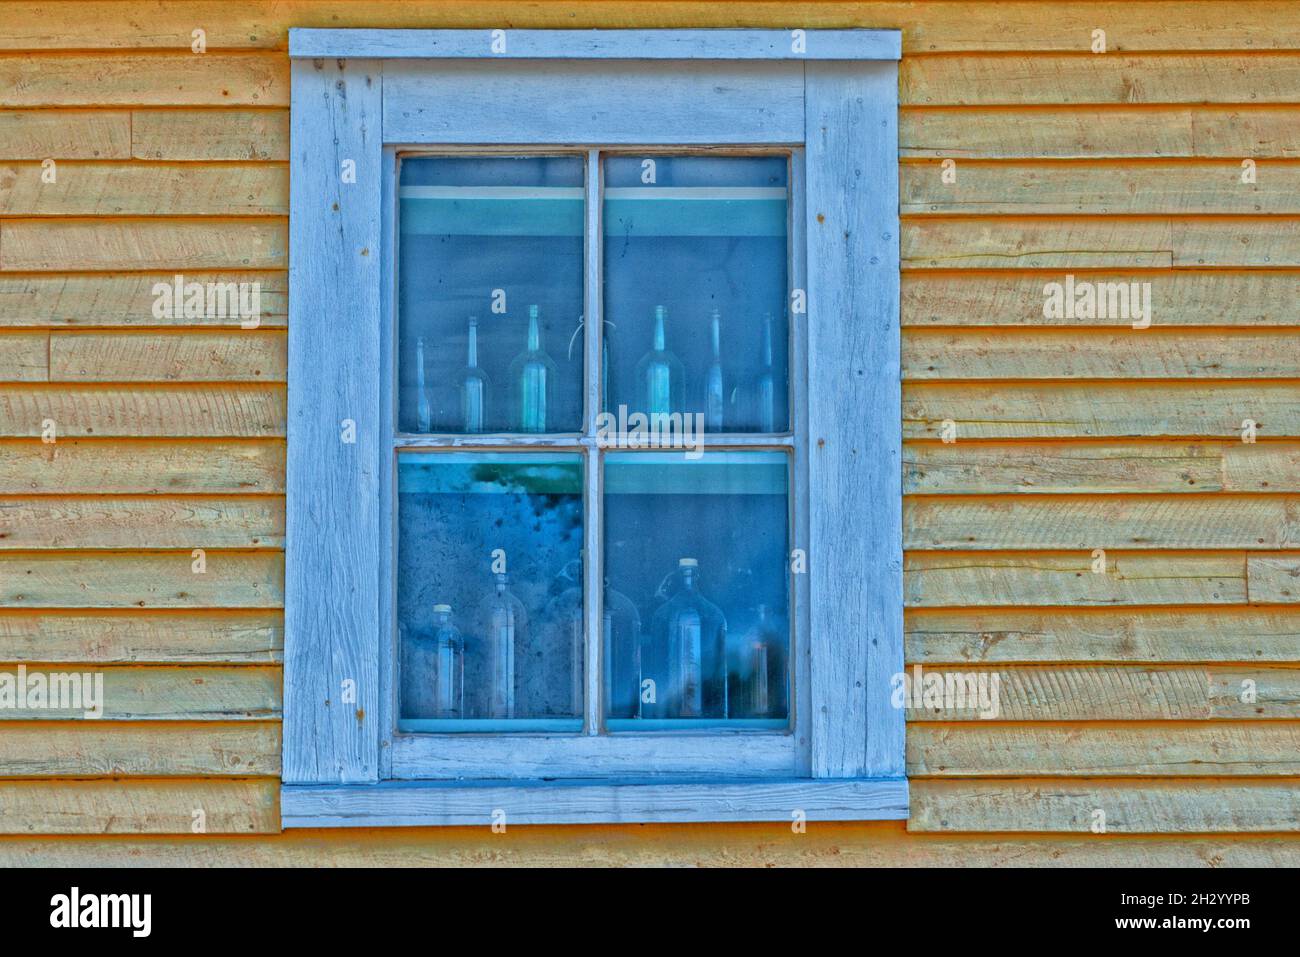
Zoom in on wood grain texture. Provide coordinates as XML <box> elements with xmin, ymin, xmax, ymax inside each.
<box><xmin>50</xmin><ymin>331</ymin><xmax>287</xmax><ymax>382</ymax></box>
<box><xmin>901</xmin><ymin>107</ymin><xmax>1300</xmax><ymax>159</ymax></box>
<box><xmin>906</xmin><ymin>606</ymin><xmax>1300</xmax><ymax>664</ymax></box>
<box><xmin>0</xmin><ymin>385</ymin><xmax>285</xmax><ymax>437</ymax></box>
<box><xmin>1247</xmin><ymin>555</ymin><xmax>1300</xmax><ymax>603</ymax></box>
<box><xmin>0</xmin><ymin>609</ymin><xmax>282</xmax><ymax>663</ymax></box>
<box><xmin>902</xmin><ymin>272</ymin><xmax>1300</xmax><ymax>327</ymax></box>
<box><xmin>0</xmin><ymin>220</ymin><xmax>287</xmax><ymax>271</ymax></box>
<box><xmin>905</xmin><ymin>551</ymin><xmax>1246</xmax><ymax>607</ymax></box>
<box><xmin>0</xmin><ymin>779</ymin><xmax>278</xmax><ymax>834</ymax></box>
<box><xmin>0</xmin><ymin>722</ymin><xmax>280</xmax><ymax>777</ymax></box>
<box><xmin>132</xmin><ymin>109</ymin><xmax>289</xmax><ymax>161</ymax></box>
<box><xmin>0</xmin><ymin>666</ymin><xmax>279</xmax><ymax>721</ymax></box>
<box><xmin>0</xmin><ymin>163</ymin><xmax>286</xmax><ymax>216</ymax></box>
<box><xmin>0</xmin><ymin>551</ymin><xmax>282</xmax><ymax>608</ymax></box>
<box><xmin>910</xmin><ymin>780</ymin><xmax>1300</xmax><ymax>833</ymax></box>
<box><xmin>0</xmin><ymin>110</ymin><xmax>131</xmax><ymax>159</ymax></box>
<box><xmin>909</xmin><ymin>723</ymin><xmax>1300</xmax><ymax>776</ymax></box>
<box><xmin>0</xmin><ymin>495</ymin><xmax>282</xmax><ymax>549</ymax></box>
<box><xmin>0</xmin><ymin>54</ymin><xmax>288</xmax><ymax>107</ymax></box>
<box><xmin>0</xmin><ymin>273</ymin><xmax>287</xmax><ymax>328</ymax></box>
<box><xmin>905</xmin><ymin>382</ymin><xmax>1300</xmax><ymax>439</ymax></box>
<box><xmin>0</xmin><ymin>439</ymin><xmax>284</xmax><ymax>493</ymax></box>
<box><xmin>0</xmin><ymin>332</ymin><xmax>47</xmax><ymax>381</ymax></box>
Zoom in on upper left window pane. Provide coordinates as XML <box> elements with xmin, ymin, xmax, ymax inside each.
<box><xmin>398</xmin><ymin>156</ymin><xmax>585</xmax><ymax>433</ymax></box>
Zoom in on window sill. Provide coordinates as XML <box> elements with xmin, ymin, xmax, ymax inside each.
<box><xmin>281</xmin><ymin>778</ymin><xmax>909</xmax><ymax>828</ymax></box>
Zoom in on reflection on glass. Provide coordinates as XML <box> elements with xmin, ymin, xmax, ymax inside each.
<box><xmin>541</xmin><ymin>559</ymin><xmax>584</xmax><ymax>716</ymax></box>
<box><xmin>604</xmin><ymin>451</ymin><xmax>790</xmax><ymax>730</ymax></box>
<box><xmin>397</xmin><ymin>453</ymin><xmax>583</xmax><ymax>731</ymax></box>
<box><xmin>603</xmin><ymin>155</ymin><xmax>790</xmax><ymax>432</ymax></box>
<box><xmin>398</xmin><ymin>156</ymin><xmax>583</xmax><ymax>433</ymax></box>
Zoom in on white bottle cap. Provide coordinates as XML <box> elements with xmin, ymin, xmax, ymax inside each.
<box><xmin>678</xmin><ymin>558</ymin><xmax>698</xmax><ymax>568</ymax></box>
<box><xmin>433</xmin><ymin>603</ymin><xmax>452</xmax><ymax>613</ymax></box>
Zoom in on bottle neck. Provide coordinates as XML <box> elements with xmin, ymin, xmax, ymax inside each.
<box><xmin>680</xmin><ymin>568</ymin><xmax>696</xmax><ymax>591</ymax></box>
<box><xmin>467</xmin><ymin>322</ymin><xmax>478</xmax><ymax>367</ymax></box>
<box><xmin>762</xmin><ymin>315</ymin><xmax>773</xmax><ymax>368</ymax></box>
<box><xmin>653</xmin><ymin>309</ymin><xmax>666</xmax><ymax>351</ymax></box>
<box><xmin>710</xmin><ymin>313</ymin><xmax>720</xmax><ymax>359</ymax></box>
<box><xmin>527</xmin><ymin>310</ymin><xmax>541</xmax><ymax>352</ymax></box>
<box><xmin>416</xmin><ymin>337</ymin><xmax>427</xmax><ymax>386</ymax></box>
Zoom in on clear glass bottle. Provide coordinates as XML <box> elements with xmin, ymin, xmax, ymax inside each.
<box><xmin>736</xmin><ymin>604</ymin><xmax>787</xmax><ymax>718</ymax></box>
<box><xmin>756</xmin><ymin>312</ymin><xmax>776</xmax><ymax>433</ymax></box>
<box><xmin>402</xmin><ymin>604</ymin><xmax>465</xmax><ymax>719</ymax></box>
<box><xmin>648</xmin><ymin>558</ymin><xmax>727</xmax><ymax>718</ymax></box>
<box><xmin>415</xmin><ymin>336</ymin><xmax>433</xmax><ymax>433</ymax></box>
<box><xmin>604</xmin><ymin>580</ymin><xmax>642</xmax><ymax>719</ymax></box>
<box><xmin>480</xmin><ymin>573</ymin><xmax>527</xmax><ymax>719</ymax></box>
<box><xmin>461</xmin><ymin>316</ymin><xmax>489</xmax><ymax>433</ymax></box>
<box><xmin>543</xmin><ymin>560</ymin><xmax>584</xmax><ymax>717</ymax></box>
<box><xmin>634</xmin><ymin>305</ymin><xmax>685</xmax><ymax>417</ymax></box>
<box><xmin>509</xmin><ymin>304</ymin><xmax>556</xmax><ymax>432</ymax></box>
<box><xmin>704</xmin><ymin>308</ymin><xmax>724</xmax><ymax>431</ymax></box>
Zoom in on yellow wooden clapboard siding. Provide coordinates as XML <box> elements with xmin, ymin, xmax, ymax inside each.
<box><xmin>0</xmin><ymin>550</ymin><xmax>283</xmax><ymax>608</ymax></box>
<box><xmin>5</xmin><ymin>1</ymin><xmax>1300</xmax><ymax>53</ymax></box>
<box><xmin>50</xmin><ymin>331</ymin><xmax>287</xmax><ymax>382</ymax></box>
<box><xmin>902</xmin><ymin>161</ymin><xmax>1300</xmax><ymax>215</ymax></box>
<box><xmin>0</xmin><ymin>496</ymin><xmax>283</xmax><ymax>549</ymax></box>
<box><xmin>906</xmin><ymin>606</ymin><xmax>1300</xmax><ymax>664</ymax></box>
<box><xmin>904</xmin><ymin>382</ymin><xmax>1300</xmax><ymax>439</ymax></box>
<box><xmin>0</xmin><ymin>438</ymin><xmax>284</xmax><ymax>494</ymax></box>
<box><xmin>905</xmin><ymin>441</ymin><xmax>1300</xmax><ymax>495</ymax></box>
<box><xmin>0</xmin><ymin>273</ymin><xmax>287</xmax><ymax>328</ymax></box>
<box><xmin>0</xmin><ymin>331</ymin><xmax>48</xmax><ymax>382</ymax></box>
<box><xmin>900</xmin><ymin>664</ymin><xmax>1299</xmax><ymax>720</ymax></box>
<box><xmin>903</xmin><ymin>218</ymin><xmax>1300</xmax><ymax>269</ymax></box>
<box><xmin>0</xmin><ymin>53</ymin><xmax>287</xmax><ymax>108</ymax></box>
<box><xmin>1247</xmin><ymin>555</ymin><xmax>1300</xmax><ymax>602</ymax></box>
<box><xmin>4</xmin><ymin>827</ymin><xmax>1299</xmax><ymax>867</ymax></box>
<box><xmin>905</xmin><ymin>551</ymin><xmax>1246</xmax><ymax>607</ymax></box>
<box><xmin>909</xmin><ymin>779</ymin><xmax>1300</xmax><ymax>833</ymax></box>
<box><xmin>904</xmin><ymin>495</ymin><xmax>1300</xmax><ymax>550</ymax></box>
<box><xmin>0</xmin><ymin>722</ymin><xmax>280</xmax><ymax>777</ymax></box>
<box><xmin>0</xmin><ymin>778</ymin><xmax>278</xmax><ymax>834</ymax></box>
<box><xmin>0</xmin><ymin>110</ymin><xmax>132</xmax><ymax>160</ymax></box>
<box><xmin>904</xmin><ymin>329</ymin><xmax>1300</xmax><ymax>380</ymax></box>
<box><xmin>902</xmin><ymin>272</ymin><xmax>1300</xmax><ymax>327</ymax></box>
<box><xmin>902</xmin><ymin>54</ymin><xmax>1300</xmax><ymax>107</ymax></box>
<box><xmin>0</xmin><ymin>608</ymin><xmax>282</xmax><ymax>663</ymax></box>
<box><xmin>0</xmin><ymin>385</ymin><xmax>285</xmax><ymax>437</ymax></box>
<box><xmin>908</xmin><ymin>723</ymin><xmax>1300</xmax><ymax>776</ymax></box>
<box><xmin>132</xmin><ymin>109</ymin><xmax>289</xmax><ymax>161</ymax></box>
<box><xmin>0</xmin><ymin>163</ymin><xmax>287</xmax><ymax>216</ymax></box>
<box><xmin>0</xmin><ymin>665</ymin><xmax>279</xmax><ymax>720</ymax></box>
<box><xmin>0</xmin><ymin>220</ymin><xmax>287</xmax><ymax>271</ymax></box>
<box><xmin>900</xmin><ymin>107</ymin><xmax>1300</xmax><ymax>159</ymax></box>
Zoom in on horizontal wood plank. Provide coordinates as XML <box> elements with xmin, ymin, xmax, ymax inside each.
<box><xmin>909</xmin><ymin>723</ymin><xmax>1300</xmax><ymax>776</ymax></box>
<box><xmin>0</xmin><ymin>439</ymin><xmax>284</xmax><ymax>493</ymax></box>
<box><xmin>0</xmin><ymin>332</ymin><xmax>47</xmax><ymax>382</ymax></box>
<box><xmin>0</xmin><ymin>385</ymin><xmax>285</xmax><ymax>437</ymax></box>
<box><xmin>0</xmin><ymin>551</ymin><xmax>283</xmax><ymax>608</ymax></box>
<box><xmin>0</xmin><ymin>665</ymin><xmax>279</xmax><ymax>720</ymax></box>
<box><xmin>0</xmin><ymin>609</ymin><xmax>282</xmax><ymax>663</ymax></box>
<box><xmin>0</xmin><ymin>220</ymin><xmax>287</xmax><ymax>271</ymax></box>
<box><xmin>0</xmin><ymin>722</ymin><xmax>280</xmax><ymax>777</ymax></box>
<box><xmin>0</xmin><ymin>779</ymin><xmax>278</xmax><ymax>834</ymax></box>
<box><xmin>1248</xmin><ymin>555</ymin><xmax>1300</xmax><ymax>603</ymax></box>
<box><xmin>0</xmin><ymin>54</ymin><xmax>288</xmax><ymax>107</ymax></box>
<box><xmin>0</xmin><ymin>496</ymin><xmax>283</xmax><ymax>549</ymax></box>
<box><xmin>0</xmin><ymin>162</ymin><xmax>286</xmax><ymax>216</ymax></box>
<box><xmin>132</xmin><ymin>109</ymin><xmax>289</xmax><ymax>161</ymax></box>
<box><xmin>50</xmin><ymin>331</ymin><xmax>287</xmax><ymax>382</ymax></box>
<box><xmin>0</xmin><ymin>110</ymin><xmax>131</xmax><ymax>159</ymax></box>
<box><xmin>905</xmin><ymin>551</ymin><xmax>1246</xmax><ymax>607</ymax></box>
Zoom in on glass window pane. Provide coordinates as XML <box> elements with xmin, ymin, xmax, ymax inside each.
<box><xmin>602</xmin><ymin>155</ymin><xmax>789</xmax><ymax>434</ymax></box>
<box><xmin>398</xmin><ymin>156</ymin><xmax>585</xmax><ymax>434</ymax></box>
<box><xmin>397</xmin><ymin>452</ymin><xmax>584</xmax><ymax>732</ymax></box>
<box><xmin>603</xmin><ymin>451</ymin><xmax>790</xmax><ymax>730</ymax></box>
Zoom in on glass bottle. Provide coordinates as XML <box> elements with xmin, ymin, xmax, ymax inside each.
<box><xmin>509</xmin><ymin>304</ymin><xmax>556</xmax><ymax>432</ymax></box>
<box><xmin>756</xmin><ymin>312</ymin><xmax>776</xmax><ymax>433</ymax></box>
<box><xmin>481</xmin><ymin>573</ymin><xmax>527</xmax><ymax>719</ymax></box>
<box><xmin>430</xmin><ymin>604</ymin><xmax>465</xmax><ymax>718</ymax></box>
<box><xmin>543</xmin><ymin>560</ymin><xmax>584</xmax><ymax>717</ymax></box>
<box><xmin>648</xmin><ymin>558</ymin><xmax>727</xmax><ymax>718</ymax></box>
<box><xmin>634</xmin><ymin>305</ymin><xmax>684</xmax><ymax>416</ymax></box>
<box><xmin>415</xmin><ymin>336</ymin><xmax>433</xmax><ymax>433</ymax></box>
<box><xmin>704</xmin><ymin>308</ymin><xmax>724</xmax><ymax>431</ymax></box>
<box><xmin>604</xmin><ymin>580</ymin><xmax>642</xmax><ymax>719</ymax></box>
<box><xmin>461</xmin><ymin>316</ymin><xmax>489</xmax><ymax>433</ymax></box>
<box><xmin>737</xmin><ymin>604</ymin><xmax>787</xmax><ymax>719</ymax></box>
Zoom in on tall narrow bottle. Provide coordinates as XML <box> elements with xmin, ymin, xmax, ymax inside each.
<box><xmin>481</xmin><ymin>573</ymin><xmax>527</xmax><ymax>719</ymax></box>
<box><xmin>604</xmin><ymin>580</ymin><xmax>642</xmax><ymax>719</ymax></box>
<box><xmin>430</xmin><ymin>604</ymin><xmax>464</xmax><ymax>718</ymax></box>
<box><xmin>737</xmin><ymin>604</ymin><xmax>787</xmax><ymax>719</ymax></box>
<box><xmin>756</xmin><ymin>312</ymin><xmax>776</xmax><ymax>433</ymax></box>
<box><xmin>634</xmin><ymin>305</ymin><xmax>684</xmax><ymax>417</ymax></box>
<box><xmin>415</xmin><ymin>336</ymin><xmax>433</xmax><ymax>433</ymax></box>
<box><xmin>542</xmin><ymin>560</ymin><xmax>584</xmax><ymax>717</ymax></box>
<box><xmin>509</xmin><ymin>304</ymin><xmax>556</xmax><ymax>432</ymax></box>
<box><xmin>649</xmin><ymin>558</ymin><xmax>727</xmax><ymax>718</ymax></box>
<box><xmin>461</xmin><ymin>316</ymin><xmax>489</xmax><ymax>433</ymax></box>
<box><xmin>704</xmin><ymin>308</ymin><xmax>724</xmax><ymax>431</ymax></box>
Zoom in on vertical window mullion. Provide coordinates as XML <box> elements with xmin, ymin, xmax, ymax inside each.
<box><xmin>582</xmin><ymin>148</ymin><xmax>604</xmax><ymax>735</ymax></box>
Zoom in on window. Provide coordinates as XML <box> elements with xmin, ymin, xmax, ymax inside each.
<box><xmin>284</xmin><ymin>28</ymin><xmax>904</xmax><ymax>826</ymax></box>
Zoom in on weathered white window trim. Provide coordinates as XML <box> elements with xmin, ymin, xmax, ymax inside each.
<box><xmin>283</xmin><ymin>28</ymin><xmax>904</xmax><ymax>828</ymax></box>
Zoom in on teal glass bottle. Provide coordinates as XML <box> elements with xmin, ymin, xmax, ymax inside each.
<box><xmin>649</xmin><ymin>558</ymin><xmax>727</xmax><ymax>718</ymax></box>
<box><xmin>509</xmin><ymin>304</ymin><xmax>556</xmax><ymax>432</ymax></box>
<box><xmin>634</xmin><ymin>305</ymin><xmax>684</xmax><ymax>417</ymax></box>
<box><xmin>704</xmin><ymin>308</ymin><xmax>724</xmax><ymax>431</ymax></box>
<box><xmin>461</xmin><ymin>316</ymin><xmax>489</xmax><ymax>433</ymax></box>
<box><xmin>415</xmin><ymin>336</ymin><xmax>433</xmax><ymax>433</ymax></box>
